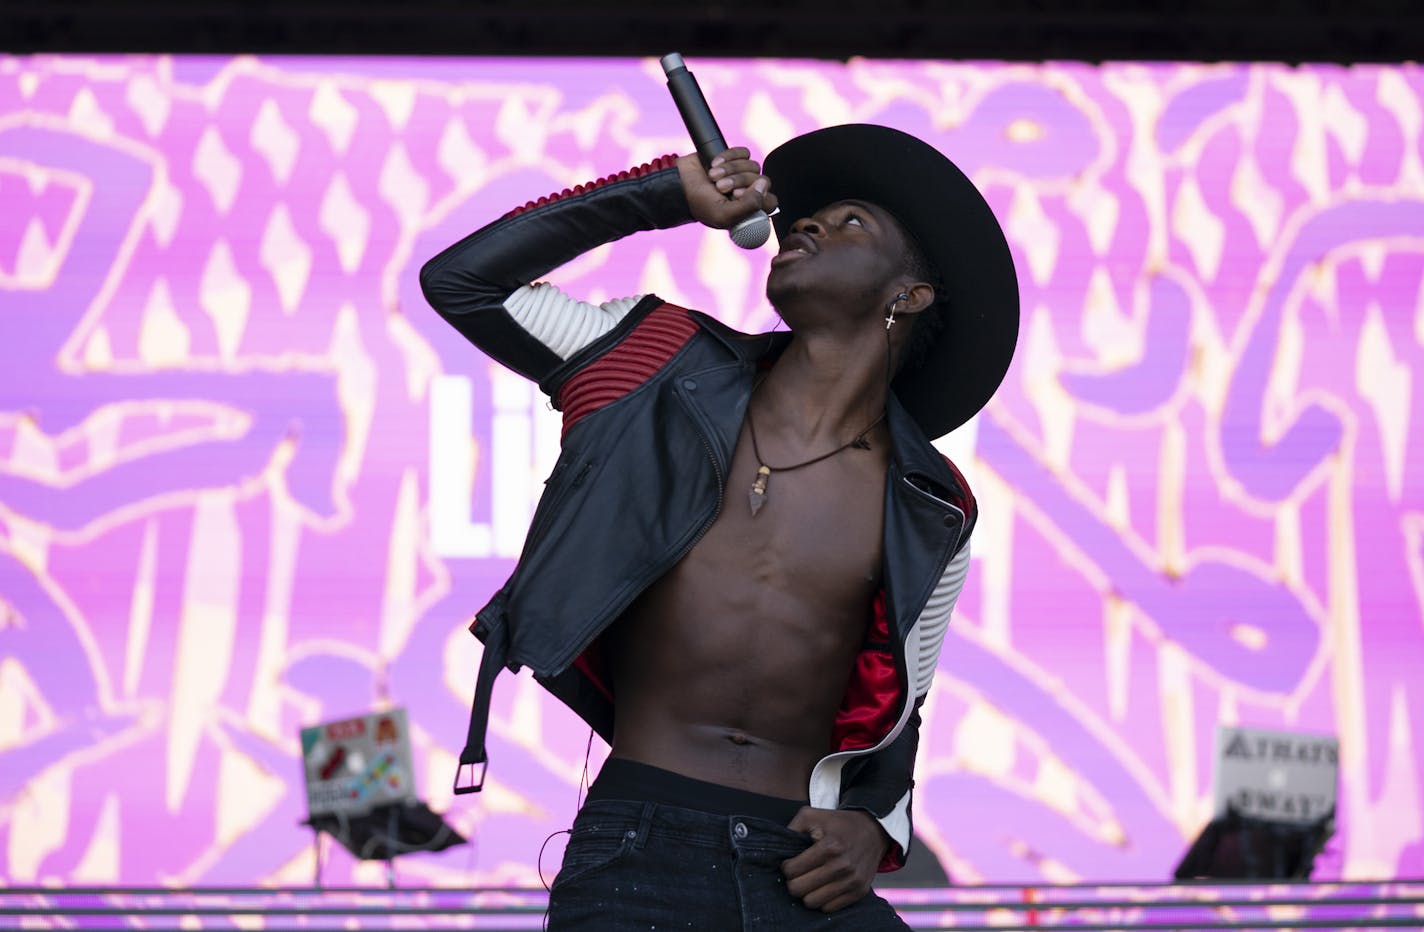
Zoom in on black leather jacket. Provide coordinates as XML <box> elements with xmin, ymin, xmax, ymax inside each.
<box><xmin>420</xmin><ymin>157</ymin><xmax>976</xmax><ymax>869</ymax></box>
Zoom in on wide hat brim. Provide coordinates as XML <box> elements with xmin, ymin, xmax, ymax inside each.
<box><xmin>762</xmin><ymin>124</ymin><xmax>1019</xmax><ymax>439</ymax></box>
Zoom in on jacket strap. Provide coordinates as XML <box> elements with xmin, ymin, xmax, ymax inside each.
<box><xmin>453</xmin><ymin>619</ymin><xmax>508</xmax><ymax>795</ymax></box>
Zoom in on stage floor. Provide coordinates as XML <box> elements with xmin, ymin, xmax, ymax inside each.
<box><xmin>2</xmin><ymin>881</ymin><xmax>1421</xmax><ymax>929</ymax></box>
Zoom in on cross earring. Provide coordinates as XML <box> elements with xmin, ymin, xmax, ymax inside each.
<box><xmin>886</xmin><ymin>292</ymin><xmax>910</xmax><ymax>330</ymax></box>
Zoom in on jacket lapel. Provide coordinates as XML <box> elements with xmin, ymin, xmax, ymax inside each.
<box><xmin>881</xmin><ymin>398</ymin><xmax>964</xmax><ymax>646</ymax></box>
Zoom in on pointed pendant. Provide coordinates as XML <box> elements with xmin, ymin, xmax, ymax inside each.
<box><xmin>748</xmin><ymin>465</ymin><xmax>771</xmax><ymax>516</ymax></box>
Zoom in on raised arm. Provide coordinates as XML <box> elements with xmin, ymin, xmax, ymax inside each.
<box><xmin>419</xmin><ymin>149</ymin><xmax>776</xmax><ymax>386</ymax></box>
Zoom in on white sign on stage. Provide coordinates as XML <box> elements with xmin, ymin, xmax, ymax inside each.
<box><xmin>300</xmin><ymin>708</ymin><xmax>417</xmax><ymax>818</ymax></box>
<box><xmin>1213</xmin><ymin>725</ymin><xmax>1338</xmax><ymax>825</ymax></box>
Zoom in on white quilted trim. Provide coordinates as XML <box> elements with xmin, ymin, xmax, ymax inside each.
<box><xmin>912</xmin><ymin>540</ymin><xmax>970</xmax><ymax>698</ymax></box>
<box><xmin>503</xmin><ymin>283</ymin><xmax>644</xmax><ymax>360</ymax></box>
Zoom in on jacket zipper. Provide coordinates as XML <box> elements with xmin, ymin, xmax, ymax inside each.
<box><xmin>673</xmin><ymin>435</ymin><xmax>724</xmax><ymax>561</ymax></box>
<box><xmin>524</xmin><ymin>460</ymin><xmax>592</xmax><ymax>549</ymax></box>
<box><xmin>598</xmin><ymin>433</ymin><xmax>725</xmax><ymax>620</ymax></box>
<box><xmin>661</xmin><ymin>381</ymin><xmax>729</xmax><ymax>570</ymax></box>
<box><xmin>549</xmin><ymin>409</ymin><xmax>727</xmax><ymax>673</ymax></box>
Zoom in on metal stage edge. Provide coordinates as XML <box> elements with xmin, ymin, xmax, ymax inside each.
<box><xmin>2</xmin><ymin>880</ymin><xmax>1422</xmax><ymax>930</ymax></box>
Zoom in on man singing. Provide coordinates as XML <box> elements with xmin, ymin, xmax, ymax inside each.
<box><xmin>420</xmin><ymin>123</ymin><xmax>1018</xmax><ymax>928</ymax></box>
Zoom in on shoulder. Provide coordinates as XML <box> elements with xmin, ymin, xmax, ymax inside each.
<box><xmin>550</xmin><ymin>300</ymin><xmax>705</xmax><ymax>435</ymax></box>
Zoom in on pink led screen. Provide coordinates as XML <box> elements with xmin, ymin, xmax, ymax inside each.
<box><xmin>1</xmin><ymin>54</ymin><xmax>1422</xmax><ymax>887</ymax></box>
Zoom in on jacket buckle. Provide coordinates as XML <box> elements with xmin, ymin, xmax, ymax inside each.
<box><xmin>453</xmin><ymin>758</ymin><xmax>488</xmax><ymax>795</ymax></box>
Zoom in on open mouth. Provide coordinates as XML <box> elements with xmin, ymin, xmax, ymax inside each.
<box><xmin>772</xmin><ymin>232</ymin><xmax>817</xmax><ymax>264</ymax></box>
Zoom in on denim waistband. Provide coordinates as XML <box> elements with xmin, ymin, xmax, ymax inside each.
<box><xmin>588</xmin><ymin>757</ymin><xmax>807</xmax><ymax>825</ymax></box>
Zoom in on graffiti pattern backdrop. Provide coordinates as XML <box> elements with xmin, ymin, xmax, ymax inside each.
<box><xmin>1</xmin><ymin>54</ymin><xmax>1422</xmax><ymax>886</ymax></box>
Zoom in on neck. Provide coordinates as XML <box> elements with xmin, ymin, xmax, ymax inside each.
<box><xmin>754</xmin><ymin>326</ymin><xmax>895</xmax><ymax>444</ymax></box>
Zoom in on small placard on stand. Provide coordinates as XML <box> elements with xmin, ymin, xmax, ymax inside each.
<box><xmin>1212</xmin><ymin>725</ymin><xmax>1338</xmax><ymax>825</ymax></box>
<box><xmin>298</xmin><ymin>708</ymin><xmax>465</xmax><ymax>886</ymax></box>
<box><xmin>1176</xmin><ymin>725</ymin><xmax>1337</xmax><ymax>880</ymax></box>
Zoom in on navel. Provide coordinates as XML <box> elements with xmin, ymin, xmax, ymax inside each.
<box><xmin>725</xmin><ymin>730</ymin><xmax>754</xmax><ymax>746</ymax></box>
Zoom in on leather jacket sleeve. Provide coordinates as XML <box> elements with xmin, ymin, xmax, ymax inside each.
<box><xmin>419</xmin><ymin>156</ymin><xmax>693</xmax><ymax>385</ymax></box>
<box><xmin>838</xmin><ymin>704</ymin><xmax>923</xmax><ymax>870</ymax></box>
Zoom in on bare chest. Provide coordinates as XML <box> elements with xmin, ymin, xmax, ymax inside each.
<box><xmin>606</xmin><ymin>420</ymin><xmax>892</xmax><ymax>760</ymax></box>
<box><xmin>685</xmin><ymin>423</ymin><xmax>889</xmax><ymax>604</ymax></box>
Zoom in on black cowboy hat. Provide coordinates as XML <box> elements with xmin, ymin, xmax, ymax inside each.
<box><xmin>762</xmin><ymin>124</ymin><xmax>1019</xmax><ymax>439</ymax></box>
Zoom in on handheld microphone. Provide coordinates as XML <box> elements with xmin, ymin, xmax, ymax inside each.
<box><xmin>660</xmin><ymin>52</ymin><xmax>771</xmax><ymax>250</ymax></box>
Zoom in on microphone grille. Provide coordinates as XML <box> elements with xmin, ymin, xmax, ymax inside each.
<box><xmin>729</xmin><ymin>212</ymin><xmax>772</xmax><ymax>250</ymax></box>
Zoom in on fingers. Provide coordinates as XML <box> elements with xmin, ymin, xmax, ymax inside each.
<box><xmin>709</xmin><ymin>160</ymin><xmax>768</xmax><ymax>198</ymax></box>
<box><xmin>786</xmin><ymin>806</ymin><xmax>817</xmax><ymax>835</ymax></box>
<box><xmin>679</xmin><ymin>147</ymin><xmax>776</xmax><ymax>231</ymax></box>
<box><xmin>782</xmin><ymin>851</ymin><xmax>836</xmax><ymax>895</ymax></box>
<box><xmin>784</xmin><ymin>861</ymin><xmax>863</xmax><ymax>913</ymax></box>
<box><xmin>709</xmin><ymin>148</ymin><xmax>768</xmax><ymax>198</ymax></box>
<box><xmin>712</xmin><ymin>180</ymin><xmax>775</xmax><ymax>229</ymax></box>
<box><xmin>780</xmin><ymin>824</ymin><xmax>843</xmax><ymax>895</ymax></box>
<box><xmin>817</xmin><ymin>890</ymin><xmax>864</xmax><ymax>913</ymax></box>
<box><xmin>780</xmin><ymin>808</ymin><xmax>879</xmax><ymax>913</ymax></box>
<box><xmin>780</xmin><ymin>842</ymin><xmax>823</xmax><ymax>884</ymax></box>
<box><xmin>709</xmin><ymin>146</ymin><xmax>750</xmax><ymax>164</ymax></box>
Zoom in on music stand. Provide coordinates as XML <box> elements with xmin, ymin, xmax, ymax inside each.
<box><xmin>1175</xmin><ymin>804</ymin><xmax>1333</xmax><ymax>880</ymax></box>
<box><xmin>303</xmin><ymin>798</ymin><xmax>466</xmax><ymax>887</ymax></box>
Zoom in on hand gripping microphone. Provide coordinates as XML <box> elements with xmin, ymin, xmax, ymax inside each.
<box><xmin>661</xmin><ymin>52</ymin><xmax>772</xmax><ymax>250</ymax></box>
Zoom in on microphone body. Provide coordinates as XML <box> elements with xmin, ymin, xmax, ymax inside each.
<box><xmin>660</xmin><ymin>52</ymin><xmax>771</xmax><ymax>250</ymax></box>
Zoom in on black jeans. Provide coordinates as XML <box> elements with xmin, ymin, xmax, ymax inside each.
<box><xmin>546</xmin><ymin>760</ymin><xmax>910</xmax><ymax>930</ymax></box>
